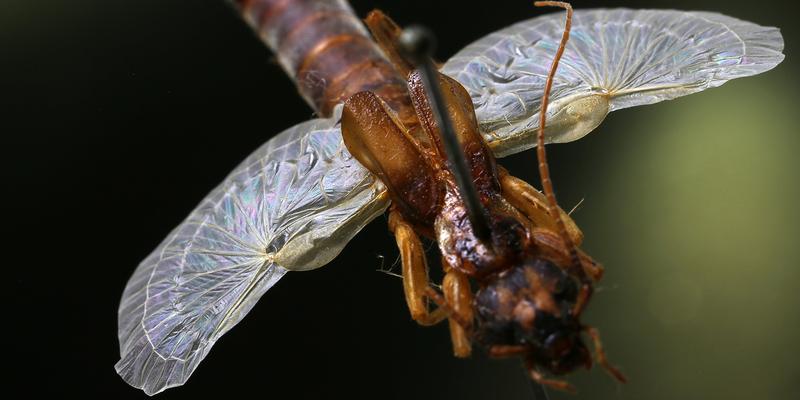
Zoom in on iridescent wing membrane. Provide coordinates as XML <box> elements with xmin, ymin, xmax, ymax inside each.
<box><xmin>442</xmin><ymin>8</ymin><xmax>785</xmax><ymax>157</ymax></box>
<box><xmin>115</xmin><ymin>107</ymin><xmax>387</xmax><ymax>395</ymax></box>
<box><xmin>116</xmin><ymin>8</ymin><xmax>784</xmax><ymax>395</ymax></box>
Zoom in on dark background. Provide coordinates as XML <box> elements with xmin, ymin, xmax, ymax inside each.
<box><xmin>4</xmin><ymin>0</ymin><xmax>799</xmax><ymax>398</ymax></box>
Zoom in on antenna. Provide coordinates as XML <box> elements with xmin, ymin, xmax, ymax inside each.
<box><xmin>398</xmin><ymin>26</ymin><xmax>493</xmax><ymax>243</ymax></box>
<box><xmin>532</xmin><ymin>1</ymin><xmax>583</xmax><ymax>277</ymax></box>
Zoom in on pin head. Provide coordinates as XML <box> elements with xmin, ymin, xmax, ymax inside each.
<box><xmin>398</xmin><ymin>25</ymin><xmax>436</xmax><ymax>63</ymax></box>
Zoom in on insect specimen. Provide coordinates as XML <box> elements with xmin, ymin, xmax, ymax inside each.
<box><xmin>115</xmin><ymin>0</ymin><xmax>784</xmax><ymax>395</ymax></box>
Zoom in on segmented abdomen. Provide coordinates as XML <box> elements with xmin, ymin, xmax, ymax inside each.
<box><xmin>232</xmin><ymin>0</ymin><xmax>411</xmax><ymax>117</ymax></box>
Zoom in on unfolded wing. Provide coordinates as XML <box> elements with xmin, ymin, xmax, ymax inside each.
<box><xmin>115</xmin><ymin>107</ymin><xmax>388</xmax><ymax>395</ymax></box>
<box><xmin>442</xmin><ymin>8</ymin><xmax>785</xmax><ymax>157</ymax></box>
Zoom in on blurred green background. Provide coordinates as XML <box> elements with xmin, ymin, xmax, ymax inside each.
<box><xmin>4</xmin><ymin>0</ymin><xmax>797</xmax><ymax>398</ymax></box>
<box><xmin>544</xmin><ymin>56</ymin><xmax>800</xmax><ymax>400</ymax></box>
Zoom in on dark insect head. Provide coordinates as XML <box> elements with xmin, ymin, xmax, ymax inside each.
<box><xmin>474</xmin><ymin>258</ymin><xmax>592</xmax><ymax>375</ymax></box>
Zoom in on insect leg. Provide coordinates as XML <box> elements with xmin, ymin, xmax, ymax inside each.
<box><xmin>584</xmin><ymin>326</ymin><xmax>628</xmax><ymax>383</ymax></box>
<box><xmin>388</xmin><ymin>209</ymin><xmax>448</xmax><ymax>326</ymax></box>
<box><xmin>499</xmin><ymin>169</ymin><xmax>604</xmax><ymax>283</ymax></box>
<box><xmin>487</xmin><ymin>345</ymin><xmax>528</xmax><ymax>358</ymax></box>
<box><xmin>498</xmin><ymin>167</ymin><xmax>583</xmax><ymax>246</ymax></box>
<box><xmin>525</xmin><ymin>359</ymin><xmax>577</xmax><ymax>393</ymax></box>
<box><xmin>442</xmin><ymin>261</ymin><xmax>474</xmax><ymax>358</ymax></box>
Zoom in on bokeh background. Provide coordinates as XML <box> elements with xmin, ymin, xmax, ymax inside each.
<box><xmin>4</xmin><ymin>0</ymin><xmax>798</xmax><ymax>398</ymax></box>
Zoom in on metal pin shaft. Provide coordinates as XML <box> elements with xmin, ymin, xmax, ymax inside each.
<box><xmin>398</xmin><ymin>26</ymin><xmax>492</xmax><ymax>243</ymax></box>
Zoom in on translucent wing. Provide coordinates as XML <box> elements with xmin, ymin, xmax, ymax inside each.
<box><xmin>115</xmin><ymin>107</ymin><xmax>388</xmax><ymax>395</ymax></box>
<box><xmin>442</xmin><ymin>8</ymin><xmax>785</xmax><ymax>157</ymax></box>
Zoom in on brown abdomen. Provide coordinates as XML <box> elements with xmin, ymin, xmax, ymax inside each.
<box><xmin>232</xmin><ymin>0</ymin><xmax>411</xmax><ymax>118</ymax></box>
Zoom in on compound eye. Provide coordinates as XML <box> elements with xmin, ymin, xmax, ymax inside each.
<box><xmin>543</xmin><ymin>332</ymin><xmax>573</xmax><ymax>359</ymax></box>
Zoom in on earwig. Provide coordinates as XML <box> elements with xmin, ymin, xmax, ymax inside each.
<box><xmin>116</xmin><ymin>1</ymin><xmax>784</xmax><ymax>395</ymax></box>
<box><xmin>345</xmin><ymin>2</ymin><xmax>627</xmax><ymax>391</ymax></box>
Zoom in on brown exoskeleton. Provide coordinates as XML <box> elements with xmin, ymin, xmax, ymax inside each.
<box><xmin>341</xmin><ymin>2</ymin><xmax>626</xmax><ymax>391</ymax></box>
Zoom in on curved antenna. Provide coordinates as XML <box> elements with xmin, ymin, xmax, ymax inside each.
<box><xmin>532</xmin><ymin>2</ymin><xmax>583</xmax><ymax>275</ymax></box>
<box><xmin>399</xmin><ymin>26</ymin><xmax>493</xmax><ymax>243</ymax></box>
